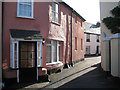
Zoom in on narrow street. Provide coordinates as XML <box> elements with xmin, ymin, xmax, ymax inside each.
<box><xmin>11</xmin><ymin>56</ymin><xmax>120</xmax><ymax>89</ymax></box>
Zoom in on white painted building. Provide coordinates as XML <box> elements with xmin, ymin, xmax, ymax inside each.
<box><xmin>84</xmin><ymin>22</ymin><xmax>101</xmax><ymax>56</ymax></box>
<box><xmin>100</xmin><ymin>1</ymin><xmax>120</xmax><ymax>77</ymax></box>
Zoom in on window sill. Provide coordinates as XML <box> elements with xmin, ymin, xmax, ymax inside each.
<box><xmin>51</xmin><ymin>21</ymin><xmax>61</xmax><ymax>26</ymax></box>
<box><xmin>10</xmin><ymin>67</ymin><xmax>19</xmax><ymax>70</ymax></box>
<box><xmin>46</xmin><ymin>61</ymin><xmax>63</xmax><ymax>66</ymax></box>
<box><xmin>16</xmin><ymin>16</ymin><xmax>35</xmax><ymax>20</ymax></box>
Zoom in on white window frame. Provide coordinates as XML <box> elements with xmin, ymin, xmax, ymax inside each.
<box><xmin>17</xmin><ymin>0</ymin><xmax>34</xmax><ymax>19</ymax></box>
<box><xmin>75</xmin><ymin>15</ymin><xmax>77</xmax><ymax>23</ymax></box>
<box><xmin>52</xmin><ymin>2</ymin><xmax>59</xmax><ymax>24</ymax></box>
<box><xmin>10</xmin><ymin>41</ymin><xmax>19</xmax><ymax>69</ymax></box>
<box><xmin>37</xmin><ymin>42</ymin><xmax>42</xmax><ymax>67</ymax></box>
<box><xmin>46</xmin><ymin>40</ymin><xmax>62</xmax><ymax>65</ymax></box>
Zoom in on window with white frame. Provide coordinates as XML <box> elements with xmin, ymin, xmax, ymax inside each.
<box><xmin>37</xmin><ymin>42</ymin><xmax>42</xmax><ymax>67</ymax></box>
<box><xmin>10</xmin><ymin>41</ymin><xmax>19</xmax><ymax>69</ymax></box>
<box><xmin>86</xmin><ymin>34</ymin><xmax>90</xmax><ymax>42</ymax></box>
<box><xmin>46</xmin><ymin>40</ymin><xmax>62</xmax><ymax>64</ymax></box>
<box><xmin>17</xmin><ymin>0</ymin><xmax>33</xmax><ymax>18</ymax></box>
<box><xmin>75</xmin><ymin>15</ymin><xmax>77</xmax><ymax>23</ymax></box>
<box><xmin>75</xmin><ymin>37</ymin><xmax>77</xmax><ymax>50</ymax></box>
<box><xmin>52</xmin><ymin>2</ymin><xmax>59</xmax><ymax>23</ymax></box>
<box><xmin>96</xmin><ymin>35</ymin><xmax>99</xmax><ymax>42</ymax></box>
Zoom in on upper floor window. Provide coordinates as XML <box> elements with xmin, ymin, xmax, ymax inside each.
<box><xmin>75</xmin><ymin>37</ymin><xmax>77</xmax><ymax>50</ymax></box>
<box><xmin>17</xmin><ymin>0</ymin><xmax>33</xmax><ymax>18</ymax></box>
<box><xmin>86</xmin><ymin>34</ymin><xmax>90</xmax><ymax>42</ymax></box>
<box><xmin>96</xmin><ymin>35</ymin><xmax>99</xmax><ymax>42</ymax></box>
<box><xmin>75</xmin><ymin>15</ymin><xmax>77</xmax><ymax>23</ymax></box>
<box><xmin>81</xmin><ymin>21</ymin><xmax>83</xmax><ymax>27</ymax></box>
<box><xmin>81</xmin><ymin>39</ymin><xmax>83</xmax><ymax>50</ymax></box>
<box><xmin>52</xmin><ymin>2</ymin><xmax>59</xmax><ymax>23</ymax></box>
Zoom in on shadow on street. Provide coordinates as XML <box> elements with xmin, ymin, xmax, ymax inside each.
<box><xmin>54</xmin><ymin>63</ymin><xmax>120</xmax><ymax>88</ymax></box>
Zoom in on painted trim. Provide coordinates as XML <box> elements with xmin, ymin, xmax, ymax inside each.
<box><xmin>17</xmin><ymin>70</ymin><xmax>19</xmax><ymax>83</ymax></box>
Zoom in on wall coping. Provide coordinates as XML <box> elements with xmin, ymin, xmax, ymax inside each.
<box><xmin>103</xmin><ymin>33</ymin><xmax>120</xmax><ymax>41</ymax></box>
<box><xmin>110</xmin><ymin>33</ymin><xmax>120</xmax><ymax>39</ymax></box>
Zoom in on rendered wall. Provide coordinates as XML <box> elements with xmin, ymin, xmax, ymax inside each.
<box><xmin>72</xmin><ymin>14</ymin><xmax>84</xmax><ymax>62</ymax></box>
<box><xmin>3</xmin><ymin>2</ymin><xmax>85</xmax><ymax>79</ymax></box>
<box><xmin>100</xmin><ymin>1</ymin><xmax>118</xmax><ymax>71</ymax></box>
<box><xmin>3</xmin><ymin>2</ymin><xmax>50</xmax><ymax>78</ymax></box>
<box><xmin>101</xmin><ymin>40</ymin><xmax>110</xmax><ymax>71</ymax></box>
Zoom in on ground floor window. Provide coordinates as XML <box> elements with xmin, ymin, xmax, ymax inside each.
<box><xmin>46</xmin><ymin>40</ymin><xmax>62</xmax><ymax>64</ymax></box>
<box><xmin>86</xmin><ymin>46</ymin><xmax>90</xmax><ymax>54</ymax></box>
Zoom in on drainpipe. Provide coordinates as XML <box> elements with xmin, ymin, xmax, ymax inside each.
<box><xmin>0</xmin><ymin>0</ymin><xmax>3</xmax><ymax>89</ymax></box>
<box><xmin>70</xmin><ymin>9</ymin><xmax>73</xmax><ymax>67</ymax></box>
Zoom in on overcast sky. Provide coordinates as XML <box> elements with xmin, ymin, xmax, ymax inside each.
<box><xmin>63</xmin><ymin>0</ymin><xmax>100</xmax><ymax>24</ymax></box>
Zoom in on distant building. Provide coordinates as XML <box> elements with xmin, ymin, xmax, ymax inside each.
<box><xmin>84</xmin><ymin>22</ymin><xmax>101</xmax><ymax>56</ymax></box>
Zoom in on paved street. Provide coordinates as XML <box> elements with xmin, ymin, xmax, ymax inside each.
<box><xmin>4</xmin><ymin>56</ymin><xmax>120</xmax><ymax>89</ymax></box>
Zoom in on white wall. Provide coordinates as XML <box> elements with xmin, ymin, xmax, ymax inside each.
<box><xmin>100</xmin><ymin>1</ymin><xmax>120</xmax><ymax>76</ymax></box>
<box><xmin>100</xmin><ymin>2</ymin><xmax>118</xmax><ymax>38</ymax></box>
<box><xmin>84</xmin><ymin>33</ymin><xmax>101</xmax><ymax>55</ymax></box>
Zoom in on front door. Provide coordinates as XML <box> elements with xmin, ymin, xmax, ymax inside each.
<box><xmin>19</xmin><ymin>42</ymin><xmax>37</xmax><ymax>82</ymax></box>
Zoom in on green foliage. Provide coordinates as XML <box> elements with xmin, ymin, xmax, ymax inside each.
<box><xmin>111</xmin><ymin>6</ymin><xmax>120</xmax><ymax>17</ymax></box>
<box><xmin>102</xmin><ymin>5</ymin><xmax>120</xmax><ymax>34</ymax></box>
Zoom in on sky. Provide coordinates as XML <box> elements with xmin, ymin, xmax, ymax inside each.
<box><xmin>63</xmin><ymin>0</ymin><xmax>100</xmax><ymax>24</ymax></box>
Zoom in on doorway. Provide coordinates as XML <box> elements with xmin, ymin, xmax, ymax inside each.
<box><xmin>96</xmin><ymin>46</ymin><xmax>99</xmax><ymax>55</ymax></box>
<box><xmin>19</xmin><ymin>42</ymin><xmax>37</xmax><ymax>82</ymax></box>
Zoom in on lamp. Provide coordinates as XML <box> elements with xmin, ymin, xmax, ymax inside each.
<box><xmin>42</xmin><ymin>38</ymin><xmax>45</xmax><ymax>44</ymax></box>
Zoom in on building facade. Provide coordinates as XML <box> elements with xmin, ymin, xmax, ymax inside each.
<box><xmin>84</xmin><ymin>22</ymin><xmax>101</xmax><ymax>56</ymax></box>
<box><xmin>2</xmin><ymin>1</ymin><xmax>85</xmax><ymax>83</ymax></box>
<box><xmin>100</xmin><ymin>1</ymin><xmax>120</xmax><ymax>77</ymax></box>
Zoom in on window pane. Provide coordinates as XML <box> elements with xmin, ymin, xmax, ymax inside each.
<box><xmin>55</xmin><ymin>13</ymin><xmax>59</xmax><ymax>23</ymax></box>
<box><xmin>55</xmin><ymin>3</ymin><xmax>59</xmax><ymax>13</ymax></box>
<box><xmin>52</xmin><ymin>11</ymin><xmax>55</xmax><ymax>22</ymax></box>
<box><xmin>46</xmin><ymin>46</ymin><xmax>51</xmax><ymax>63</ymax></box>
<box><xmin>20</xmin><ymin>52</ymin><xmax>27</xmax><ymax>60</ymax></box>
<box><xmin>59</xmin><ymin>43</ymin><xmax>62</xmax><ymax>61</ymax></box>
<box><xmin>53</xmin><ymin>41</ymin><xmax>57</xmax><ymax>62</ymax></box>
<box><xmin>52</xmin><ymin>3</ymin><xmax>55</xmax><ymax>11</ymax></box>
<box><xmin>20</xmin><ymin>43</ymin><xmax>27</xmax><ymax>51</ymax></box>
<box><xmin>28</xmin><ymin>59</ymin><xmax>35</xmax><ymax>68</ymax></box>
<box><xmin>19</xmin><ymin>1</ymin><xmax>32</xmax><ymax>17</ymax></box>
<box><xmin>47</xmin><ymin>40</ymin><xmax>51</xmax><ymax>44</ymax></box>
<box><xmin>52</xmin><ymin>3</ymin><xmax>59</xmax><ymax>23</ymax></box>
<box><xmin>20</xmin><ymin>60</ymin><xmax>27</xmax><ymax>68</ymax></box>
<box><xmin>28</xmin><ymin>52</ymin><xmax>35</xmax><ymax>59</ymax></box>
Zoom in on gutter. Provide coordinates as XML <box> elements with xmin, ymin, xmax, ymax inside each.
<box><xmin>1</xmin><ymin>1</ymin><xmax>3</xmax><ymax>63</ymax></box>
<box><xmin>70</xmin><ymin>9</ymin><xmax>73</xmax><ymax>67</ymax></box>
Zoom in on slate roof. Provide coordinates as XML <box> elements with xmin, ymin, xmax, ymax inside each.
<box><xmin>84</xmin><ymin>22</ymin><xmax>101</xmax><ymax>35</ymax></box>
<box><xmin>10</xmin><ymin>29</ymin><xmax>43</xmax><ymax>39</ymax></box>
